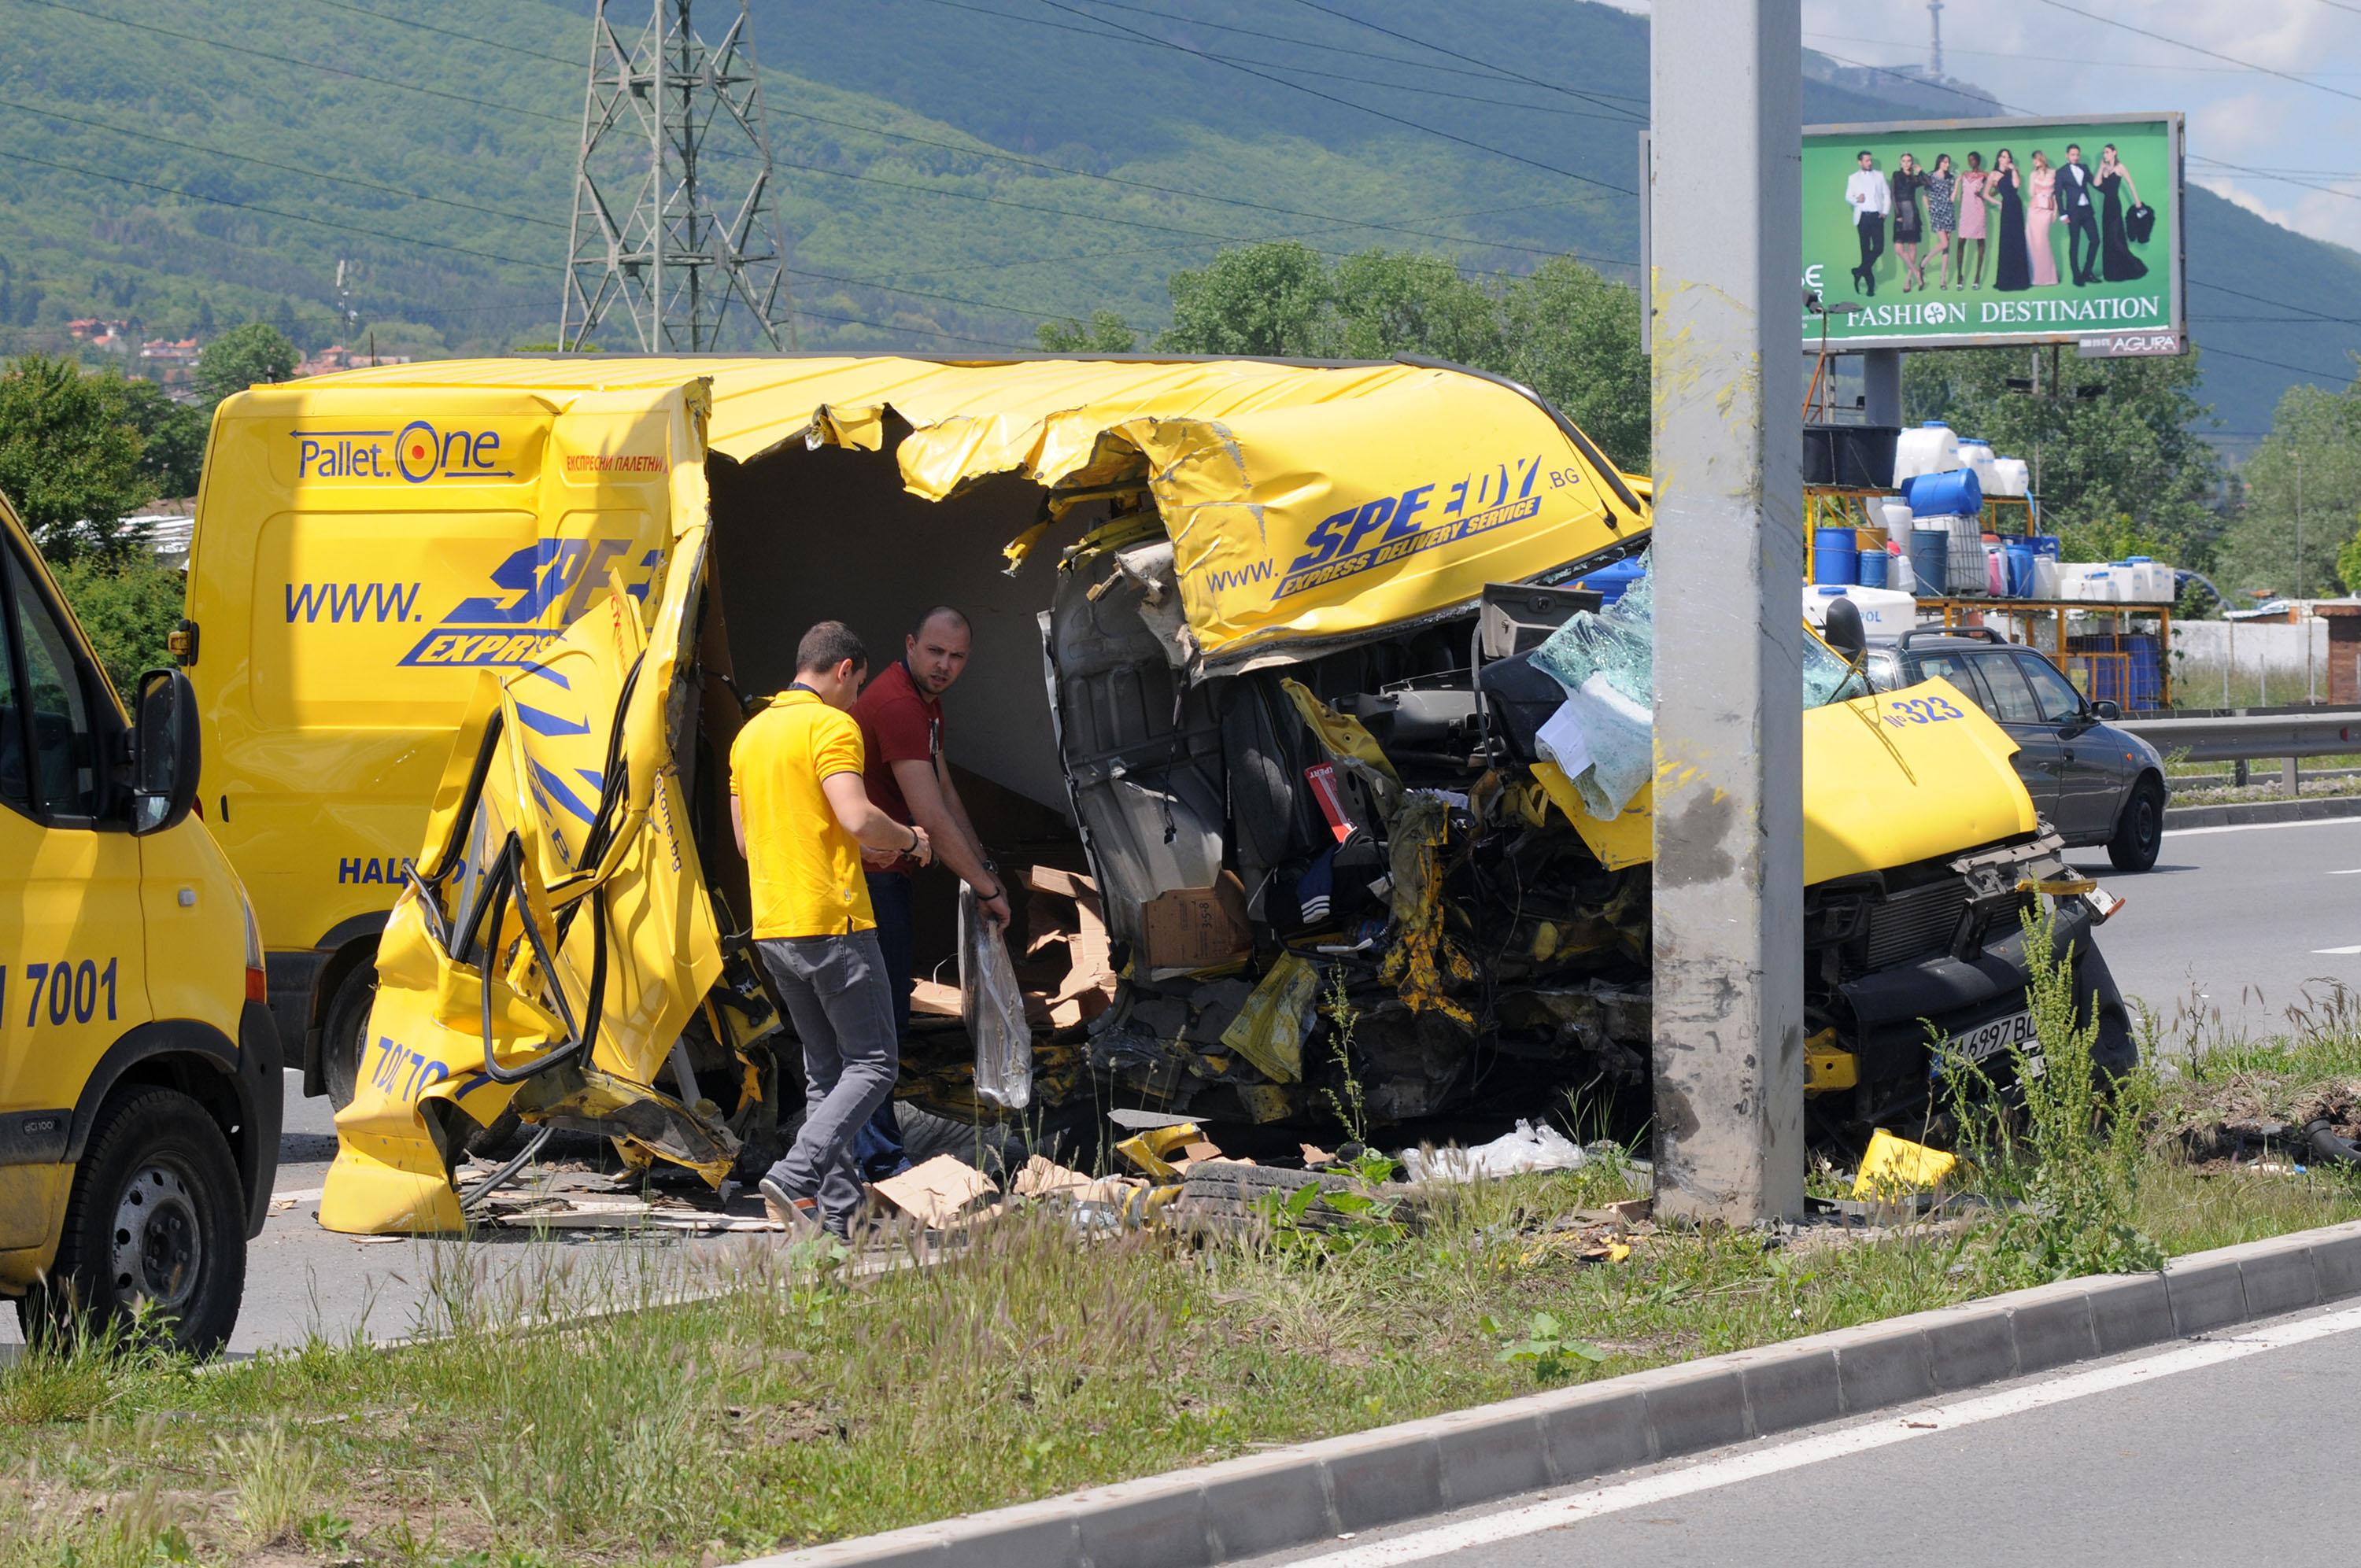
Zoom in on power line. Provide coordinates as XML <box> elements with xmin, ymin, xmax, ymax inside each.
<box><xmin>0</xmin><ymin>94</ymin><xmax>568</xmax><ymax>232</ymax></box>
<box><xmin>308</xmin><ymin>0</ymin><xmax>577</xmax><ymax>68</ymax></box>
<box><xmin>2202</xmin><ymin>343</ymin><xmax>2358</xmax><ymax>382</ymax></box>
<box><xmin>1075</xmin><ymin>0</ymin><xmax>1643</xmax><ymax>100</ymax></box>
<box><xmin>2029</xmin><ymin>0</ymin><xmax>2361</xmax><ymax>108</ymax></box>
<box><xmin>1</xmin><ymin>147</ymin><xmax>542</xmax><ymax>267</ymax></box>
<box><xmin>2189</xmin><ymin>279</ymin><xmax>2361</xmax><ymax>330</ymax></box>
<box><xmin>10</xmin><ymin>0</ymin><xmax>575</xmax><ymax>125</ymax></box>
<box><xmin>1018</xmin><ymin>0</ymin><xmax>1637</xmax><ymax>195</ymax></box>
<box><xmin>1280</xmin><ymin>0</ymin><xmax>1647</xmax><ymax>120</ymax></box>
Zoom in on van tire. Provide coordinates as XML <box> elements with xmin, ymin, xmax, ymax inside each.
<box><xmin>320</xmin><ymin>963</ymin><xmax>375</xmax><ymax>1112</ymax></box>
<box><xmin>18</xmin><ymin>1088</ymin><xmax>246</xmax><ymax>1358</ymax></box>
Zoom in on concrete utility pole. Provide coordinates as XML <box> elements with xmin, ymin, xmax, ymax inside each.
<box><xmin>1647</xmin><ymin>3</ymin><xmax>1806</xmax><ymax>1224</ymax></box>
<box><xmin>560</xmin><ymin>0</ymin><xmax>798</xmax><ymax>352</ymax></box>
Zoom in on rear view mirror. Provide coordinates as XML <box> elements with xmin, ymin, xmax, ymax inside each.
<box><xmin>1822</xmin><ymin>596</ymin><xmax>1868</xmax><ymax>663</ymax></box>
<box><xmin>2090</xmin><ymin>698</ymin><xmax>2123</xmax><ymax>721</ymax></box>
<box><xmin>131</xmin><ymin>668</ymin><xmax>201</xmax><ymax>836</ymax></box>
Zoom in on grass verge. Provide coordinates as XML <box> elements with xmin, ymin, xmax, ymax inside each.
<box><xmin>9</xmin><ymin>972</ymin><xmax>2361</xmax><ymax>1565</ymax></box>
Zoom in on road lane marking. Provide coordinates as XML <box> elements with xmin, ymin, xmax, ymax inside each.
<box><xmin>2167</xmin><ymin>817</ymin><xmax>2361</xmax><ymax>839</ymax></box>
<box><xmin>2330</xmin><ymin>869</ymin><xmax>2361</xmax><ymax>876</ymax></box>
<box><xmin>272</xmin><ymin>1186</ymin><xmax>326</xmax><ymax>1202</ymax></box>
<box><xmin>2313</xmin><ymin>946</ymin><xmax>2361</xmax><ymax>956</ymax></box>
<box><xmin>1282</xmin><ymin>1302</ymin><xmax>2361</xmax><ymax>1567</ymax></box>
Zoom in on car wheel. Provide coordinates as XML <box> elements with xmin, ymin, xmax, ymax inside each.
<box><xmin>17</xmin><ymin>1088</ymin><xmax>246</xmax><ymax>1357</ymax></box>
<box><xmin>2106</xmin><ymin>778</ymin><xmax>2164</xmax><ymax>873</ymax></box>
<box><xmin>320</xmin><ymin>961</ymin><xmax>375</xmax><ymax>1111</ymax></box>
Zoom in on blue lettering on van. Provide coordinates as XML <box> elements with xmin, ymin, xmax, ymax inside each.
<box><xmin>396</xmin><ymin>544</ymin><xmax>662</xmax><ymax>668</ymax></box>
<box><xmin>290</xmin><ymin>422</ymin><xmax>511</xmax><ymax>484</ymax></box>
<box><xmin>283</xmin><ymin>581</ymin><xmax>423</xmax><ymax>624</ymax></box>
<box><xmin>338</xmin><ymin>856</ymin><xmax>418</xmax><ymax>885</ymax></box>
<box><xmin>1269</xmin><ymin>454</ymin><xmax>1547</xmax><ymax>603</ymax></box>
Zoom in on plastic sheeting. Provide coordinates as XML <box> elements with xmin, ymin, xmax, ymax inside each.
<box><xmin>961</xmin><ymin>886</ymin><xmax>1033</xmax><ymax>1111</ymax></box>
<box><xmin>1528</xmin><ymin>554</ymin><xmax>1859</xmax><ymax>818</ymax></box>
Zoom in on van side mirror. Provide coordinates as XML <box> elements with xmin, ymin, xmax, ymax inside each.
<box><xmin>2090</xmin><ymin>698</ymin><xmax>2123</xmax><ymax>721</ymax></box>
<box><xmin>1822</xmin><ymin>597</ymin><xmax>1868</xmax><ymax>663</ymax></box>
<box><xmin>131</xmin><ymin>668</ymin><xmax>201</xmax><ymax>836</ymax></box>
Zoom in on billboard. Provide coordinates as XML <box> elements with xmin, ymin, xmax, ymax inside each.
<box><xmin>1798</xmin><ymin>113</ymin><xmax>2183</xmax><ymax>351</ymax></box>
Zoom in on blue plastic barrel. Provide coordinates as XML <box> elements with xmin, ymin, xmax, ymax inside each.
<box><xmin>1909</xmin><ymin>528</ymin><xmax>1950</xmax><ymax>595</ymax></box>
<box><xmin>1812</xmin><ymin>526</ymin><xmax>1858</xmax><ymax>586</ymax></box>
<box><xmin>2003</xmin><ymin>541</ymin><xmax>2036</xmax><ymax>598</ymax></box>
<box><xmin>1904</xmin><ymin>467</ymin><xmax>1985</xmax><ymax>518</ymax></box>
<box><xmin>1573</xmin><ymin>556</ymin><xmax>1647</xmax><ymax>605</ymax></box>
<box><xmin>1857</xmin><ymin>548</ymin><xmax>1889</xmax><ymax>588</ymax></box>
<box><xmin>2028</xmin><ymin>534</ymin><xmax>2061</xmax><ymax>560</ymax></box>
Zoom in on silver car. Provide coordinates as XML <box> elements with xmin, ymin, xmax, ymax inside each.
<box><xmin>1863</xmin><ymin>629</ymin><xmax>2168</xmax><ymax>873</ymax></box>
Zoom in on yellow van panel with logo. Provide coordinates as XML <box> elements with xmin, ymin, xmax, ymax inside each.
<box><xmin>187</xmin><ymin>388</ymin><xmax>683</xmax><ymax>967</ymax></box>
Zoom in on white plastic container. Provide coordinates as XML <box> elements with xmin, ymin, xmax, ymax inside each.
<box><xmin>1888</xmin><ymin>546</ymin><xmax>1916</xmax><ymax>596</ymax></box>
<box><xmin>2063</xmin><ymin>565</ymin><xmax>2122</xmax><ymax>603</ymax></box>
<box><xmin>1803</xmin><ymin>583</ymin><xmax>1919</xmax><ymax>642</ymax></box>
<box><xmin>1893</xmin><ymin>421</ymin><xmax>1962</xmax><ymax>484</ymax></box>
<box><xmin>2030</xmin><ymin>555</ymin><xmax>2061</xmax><ymax>600</ymax></box>
<box><xmin>1988</xmin><ymin>456</ymin><xmax>2030</xmax><ymax>497</ymax></box>
<box><xmin>1958</xmin><ymin>438</ymin><xmax>1998</xmax><ymax>493</ymax></box>
<box><xmin>1879</xmin><ymin>499</ymin><xmax>1916</xmax><ymax>537</ymax></box>
<box><xmin>2115</xmin><ymin>557</ymin><xmax>2172</xmax><ymax>602</ymax></box>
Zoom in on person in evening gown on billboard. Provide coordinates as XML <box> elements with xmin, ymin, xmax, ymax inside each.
<box><xmin>2097</xmin><ymin>143</ymin><xmax>2149</xmax><ymax>282</ymax></box>
<box><xmin>1924</xmin><ymin>153</ymin><xmax>1960</xmax><ymax>290</ymax></box>
<box><xmin>2026</xmin><ymin>150</ymin><xmax>2059</xmax><ymax>288</ymax></box>
<box><xmin>1989</xmin><ymin>149</ymin><xmax>2031</xmax><ymax>293</ymax></box>
<box><xmin>1891</xmin><ymin>152</ymin><xmax>1927</xmax><ymax>292</ymax></box>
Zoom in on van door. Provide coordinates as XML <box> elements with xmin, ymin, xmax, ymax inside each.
<box><xmin>0</xmin><ymin>535</ymin><xmax>146</xmax><ymax>1249</ymax></box>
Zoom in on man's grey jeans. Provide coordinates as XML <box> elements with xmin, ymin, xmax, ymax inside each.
<box><xmin>755</xmin><ymin>928</ymin><xmax>899</xmax><ymax>1235</ymax></box>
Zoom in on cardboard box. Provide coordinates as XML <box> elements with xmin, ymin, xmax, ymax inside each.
<box><xmin>1138</xmin><ymin>871</ymin><xmax>1252</xmax><ymax>973</ymax></box>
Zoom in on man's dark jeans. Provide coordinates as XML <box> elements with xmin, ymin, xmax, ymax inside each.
<box><xmin>850</xmin><ymin>869</ymin><xmax>915</xmax><ymax>1181</ymax></box>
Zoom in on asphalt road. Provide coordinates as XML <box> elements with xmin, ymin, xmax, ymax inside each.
<box><xmin>2068</xmin><ymin>815</ymin><xmax>2361</xmax><ymax>1041</ymax></box>
<box><xmin>1245</xmin><ymin>1299</ymin><xmax>2361</xmax><ymax>1568</ymax></box>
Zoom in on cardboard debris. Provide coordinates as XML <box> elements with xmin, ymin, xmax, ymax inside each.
<box><xmin>1138</xmin><ymin>872</ymin><xmax>1252</xmax><ymax>974</ymax></box>
<box><xmin>1009</xmin><ymin>1154</ymin><xmax>1143</xmax><ymax>1205</ymax></box>
<box><xmin>871</xmin><ymin>1153</ymin><xmax>999</xmax><ymax>1230</ymax></box>
<box><xmin>1022</xmin><ymin>865</ymin><xmax>1118</xmax><ymax>1028</ymax></box>
<box><xmin>1300</xmin><ymin>1143</ymin><xmax>1337</xmax><ymax>1168</ymax></box>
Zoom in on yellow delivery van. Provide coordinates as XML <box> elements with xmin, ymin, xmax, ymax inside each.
<box><xmin>170</xmin><ymin>355</ymin><xmax>2126</xmax><ymax>1234</ymax></box>
<box><xmin>1</xmin><ymin>489</ymin><xmax>279</xmax><ymax>1354</ymax></box>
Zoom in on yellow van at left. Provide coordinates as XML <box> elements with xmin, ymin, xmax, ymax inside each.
<box><xmin>0</xmin><ymin>490</ymin><xmax>279</xmax><ymax>1356</ymax></box>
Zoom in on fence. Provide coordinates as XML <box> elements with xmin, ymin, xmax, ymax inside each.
<box><xmin>2172</xmin><ymin>618</ymin><xmax>2331</xmax><ymax>708</ymax></box>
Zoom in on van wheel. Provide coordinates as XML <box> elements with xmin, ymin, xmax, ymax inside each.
<box><xmin>320</xmin><ymin>963</ymin><xmax>375</xmax><ymax>1111</ymax></box>
<box><xmin>2107</xmin><ymin>779</ymin><xmax>2164</xmax><ymax>873</ymax></box>
<box><xmin>17</xmin><ymin>1088</ymin><xmax>246</xmax><ymax>1358</ymax></box>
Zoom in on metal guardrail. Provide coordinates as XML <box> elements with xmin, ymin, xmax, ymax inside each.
<box><xmin>2120</xmin><ymin>709</ymin><xmax>2361</xmax><ymax>763</ymax></box>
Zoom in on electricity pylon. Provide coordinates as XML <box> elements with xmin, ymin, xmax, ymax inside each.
<box><xmin>560</xmin><ymin>0</ymin><xmax>797</xmax><ymax>352</ymax></box>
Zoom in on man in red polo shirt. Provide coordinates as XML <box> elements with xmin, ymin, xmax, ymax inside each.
<box><xmin>848</xmin><ymin>606</ymin><xmax>1010</xmax><ymax>1178</ymax></box>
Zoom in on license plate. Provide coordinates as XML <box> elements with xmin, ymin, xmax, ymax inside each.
<box><xmin>1954</xmin><ymin>1008</ymin><xmax>2041</xmax><ymax>1069</ymax></box>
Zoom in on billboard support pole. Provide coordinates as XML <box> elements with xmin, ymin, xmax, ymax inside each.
<box><xmin>1863</xmin><ymin>349</ymin><xmax>1902</xmax><ymax>428</ymax></box>
<box><xmin>1646</xmin><ymin>2</ymin><xmax>1805</xmax><ymax>1225</ymax></box>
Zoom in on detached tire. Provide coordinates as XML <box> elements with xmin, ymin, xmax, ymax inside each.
<box><xmin>18</xmin><ymin>1088</ymin><xmax>246</xmax><ymax>1357</ymax></box>
<box><xmin>2107</xmin><ymin>778</ymin><xmax>2165</xmax><ymax>873</ymax></box>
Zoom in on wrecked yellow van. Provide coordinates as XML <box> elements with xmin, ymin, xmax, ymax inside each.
<box><xmin>210</xmin><ymin>356</ymin><xmax>2126</xmax><ymax>1234</ymax></box>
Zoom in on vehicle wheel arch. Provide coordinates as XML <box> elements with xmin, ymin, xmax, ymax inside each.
<box><xmin>68</xmin><ymin>1022</ymin><xmax>259</xmax><ymax>1218</ymax></box>
<box><xmin>311</xmin><ymin>916</ymin><xmax>387</xmax><ymax>1106</ymax></box>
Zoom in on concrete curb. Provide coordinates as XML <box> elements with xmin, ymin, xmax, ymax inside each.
<box><xmin>741</xmin><ymin>1219</ymin><xmax>2361</xmax><ymax>1567</ymax></box>
<box><xmin>2165</xmin><ymin>793</ymin><xmax>2361</xmax><ymax>830</ymax></box>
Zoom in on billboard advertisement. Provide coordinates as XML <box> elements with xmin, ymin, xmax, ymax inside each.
<box><xmin>1798</xmin><ymin>113</ymin><xmax>2182</xmax><ymax>352</ymax></box>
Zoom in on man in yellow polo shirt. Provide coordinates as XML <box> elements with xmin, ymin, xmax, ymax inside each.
<box><xmin>731</xmin><ymin>622</ymin><xmax>932</xmax><ymax>1239</ymax></box>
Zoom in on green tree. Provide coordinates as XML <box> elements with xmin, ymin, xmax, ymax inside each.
<box><xmin>1035</xmin><ymin>310</ymin><xmax>1140</xmax><ymax>352</ymax></box>
<box><xmin>52</xmin><ymin>550</ymin><xmax>185</xmax><ymax>693</ymax></box>
<box><xmin>2213</xmin><ymin>378</ymin><xmax>2361</xmax><ymax>601</ymax></box>
<box><xmin>1904</xmin><ymin>347</ymin><xmax>2225</xmax><ymax>572</ymax></box>
<box><xmin>194</xmin><ymin>322</ymin><xmax>300</xmax><ymax>408</ymax></box>
<box><xmin>1095</xmin><ymin>242</ymin><xmax>1650</xmax><ymax>471</ymax></box>
<box><xmin>1157</xmin><ymin>242</ymin><xmax>1337</xmax><ymax>357</ymax></box>
<box><xmin>120</xmin><ymin>378</ymin><xmax>209</xmax><ymax>498</ymax></box>
<box><xmin>0</xmin><ymin>353</ymin><xmax>154</xmax><ymax>561</ymax></box>
<box><xmin>1498</xmin><ymin>258</ymin><xmax>1650</xmax><ymax>472</ymax></box>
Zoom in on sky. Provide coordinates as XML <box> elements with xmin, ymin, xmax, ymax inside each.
<box><xmin>1605</xmin><ymin>0</ymin><xmax>2361</xmax><ymax>256</ymax></box>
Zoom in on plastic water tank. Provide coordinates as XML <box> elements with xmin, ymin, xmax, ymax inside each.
<box><xmin>2030</xmin><ymin>555</ymin><xmax>2061</xmax><ymax>599</ymax></box>
<box><xmin>1894</xmin><ymin>422</ymin><xmax>1962</xmax><ymax>484</ymax></box>
<box><xmin>1905</xmin><ymin>467</ymin><xmax>1985</xmax><ymax>519</ymax></box>
<box><xmin>1958</xmin><ymin>438</ymin><xmax>1999</xmax><ymax>493</ymax></box>
<box><xmin>1812</xmin><ymin>526</ymin><xmax>1858</xmax><ymax>586</ymax></box>
<box><xmin>1989</xmin><ymin>456</ymin><xmax>2030</xmax><ymax>497</ymax></box>
<box><xmin>1804</xmin><ymin>584</ymin><xmax>1919</xmax><ymax>641</ymax></box>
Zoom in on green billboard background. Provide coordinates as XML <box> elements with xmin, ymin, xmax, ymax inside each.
<box><xmin>1800</xmin><ymin>114</ymin><xmax>2182</xmax><ymax>350</ymax></box>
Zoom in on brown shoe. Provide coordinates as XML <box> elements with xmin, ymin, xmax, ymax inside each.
<box><xmin>759</xmin><ymin>1177</ymin><xmax>826</xmax><ymax>1239</ymax></box>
